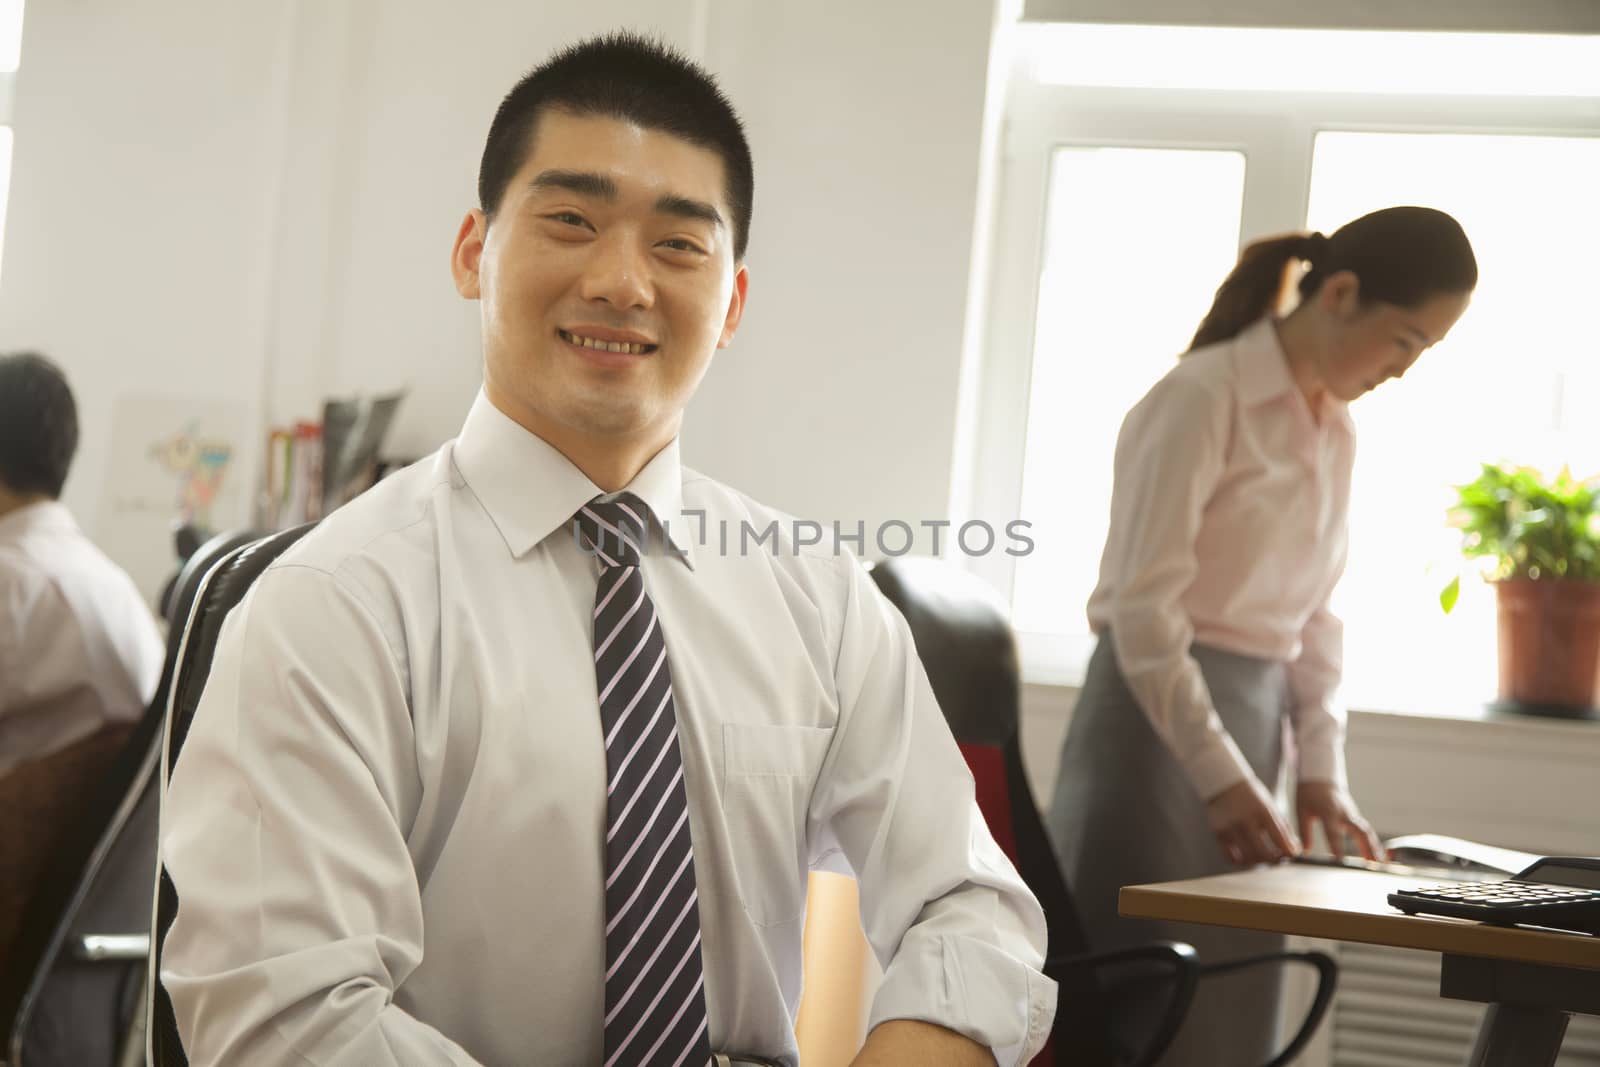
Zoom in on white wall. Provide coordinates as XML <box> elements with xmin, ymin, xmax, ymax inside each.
<box><xmin>0</xmin><ymin>0</ymin><xmax>1001</xmax><ymax>597</ymax></box>
<box><xmin>0</xmin><ymin>0</ymin><xmax>292</xmax><ymax>599</ymax></box>
<box><xmin>280</xmin><ymin>0</ymin><xmax>702</xmax><ymax>457</ymax></box>
<box><xmin>691</xmin><ymin>0</ymin><xmax>997</xmax><ymax>551</ymax></box>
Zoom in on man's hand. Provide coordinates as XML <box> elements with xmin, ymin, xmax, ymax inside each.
<box><xmin>1207</xmin><ymin>776</ymin><xmax>1300</xmax><ymax>867</ymax></box>
<box><xmin>1296</xmin><ymin>780</ymin><xmax>1386</xmax><ymax>861</ymax></box>
<box><xmin>850</xmin><ymin>1020</ymin><xmax>996</xmax><ymax>1067</ymax></box>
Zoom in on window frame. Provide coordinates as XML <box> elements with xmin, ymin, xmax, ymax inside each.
<box><xmin>0</xmin><ymin>56</ymin><xmax>15</xmax><ymax>277</ymax></box>
<box><xmin>971</xmin><ymin>66</ymin><xmax>1600</xmax><ymax>688</ymax></box>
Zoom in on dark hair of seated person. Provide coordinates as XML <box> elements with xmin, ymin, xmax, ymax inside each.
<box><xmin>0</xmin><ymin>352</ymin><xmax>79</xmax><ymax>500</ymax></box>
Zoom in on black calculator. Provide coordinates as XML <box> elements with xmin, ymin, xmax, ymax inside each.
<box><xmin>1389</xmin><ymin>856</ymin><xmax>1600</xmax><ymax>935</ymax></box>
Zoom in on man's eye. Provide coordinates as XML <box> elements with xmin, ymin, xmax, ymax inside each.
<box><xmin>549</xmin><ymin>212</ymin><xmax>588</xmax><ymax>227</ymax></box>
<box><xmin>660</xmin><ymin>238</ymin><xmax>703</xmax><ymax>253</ymax></box>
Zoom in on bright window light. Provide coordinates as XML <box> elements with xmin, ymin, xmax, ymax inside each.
<box><xmin>0</xmin><ymin>128</ymin><xmax>12</xmax><ymax>286</ymax></box>
<box><xmin>1011</xmin><ymin>146</ymin><xmax>1245</xmax><ymax>639</ymax></box>
<box><xmin>1023</xmin><ymin>24</ymin><xmax>1600</xmax><ymax>97</ymax></box>
<box><xmin>1307</xmin><ymin>131</ymin><xmax>1600</xmax><ymax>711</ymax></box>
<box><xmin>0</xmin><ymin>0</ymin><xmax>20</xmax><ymax>73</ymax></box>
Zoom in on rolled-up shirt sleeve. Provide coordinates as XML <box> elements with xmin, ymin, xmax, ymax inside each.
<box><xmin>1102</xmin><ymin>375</ymin><xmax>1255</xmax><ymax>801</ymax></box>
<box><xmin>160</xmin><ymin>564</ymin><xmax>485</xmax><ymax>1066</ymax></box>
<box><xmin>807</xmin><ymin>557</ymin><xmax>1056</xmax><ymax>1066</ymax></box>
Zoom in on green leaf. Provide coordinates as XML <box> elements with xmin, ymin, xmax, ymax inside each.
<box><xmin>1440</xmin><ymin>575</ymin><xmax>1461</xmax><ymax>614</ymax></box>
<box><xmin>1446</xmin><ymin>462</ymin><xmax>1600</xmax><ymax>584</ymax></box>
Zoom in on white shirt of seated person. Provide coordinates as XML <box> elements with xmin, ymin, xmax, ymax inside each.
<box><xmin>0</xmin><ymin>499</ymin><xmax>162</xmax><ymax>776</ymax></box>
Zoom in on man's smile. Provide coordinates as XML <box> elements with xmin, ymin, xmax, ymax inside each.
<box><xmin>557</xmin><ymin>327</ymin><xmax>659</xmax><ymax>356</ymax></box>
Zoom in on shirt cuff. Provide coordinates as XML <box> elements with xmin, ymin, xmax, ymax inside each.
<box><xmin>1180</xmin><ymin>730</ymin><xmax>1256</xmax><ymax>801</ymax></box>
<box><xmin>1293</xmin><ymin>728</ymin><xmax>1348</xmax><ymax>787</ymax></box>
<box><xmin>867</xmin><ymin>933</ymin><xmax>1057</xmax><ymax>1067</ymax></box>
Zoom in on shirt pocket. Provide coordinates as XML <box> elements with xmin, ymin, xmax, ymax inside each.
<box><xmin>721</xmin><ymin>722</ymin><xmax>833</xmax><ymax>927</ymax></box>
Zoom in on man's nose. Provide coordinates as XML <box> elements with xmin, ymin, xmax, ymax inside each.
<box><xmin>579</xmin><ymin>233</ymin><xmax>653</xmax><ymax>310</ymax></box>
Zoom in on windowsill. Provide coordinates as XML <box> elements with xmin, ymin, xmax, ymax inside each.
<box><xmin>1345</xmin><ymin>697</ymin><xmax>1600</xmax><ymax>729</ymax></box>
<box><xmin>1021</xmin><ymin>644</ymin><xmax>1600</xmax><ymax>731</ymax></box>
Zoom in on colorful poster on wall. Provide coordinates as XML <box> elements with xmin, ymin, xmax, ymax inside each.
<box><xmin>99</xmin><ymin>393</ymin><xmax>252</xmax><ymax>607</ymax></box>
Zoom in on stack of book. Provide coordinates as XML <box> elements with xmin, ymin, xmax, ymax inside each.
<box><xmin>261</xmin><ymin>421</ymin><xmax>323</xmax><ymax>530</ymax></box>
<box><xmin>258</xmin><ymin>389</ymin><xmax>405</xmax><ymax>531</ymax></box>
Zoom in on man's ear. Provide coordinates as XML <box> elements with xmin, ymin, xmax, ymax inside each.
<box><xmin>717</xmin><ymin>265</ymin><xmax>750</xmax><ymax>349</ymax></box>
<box><xmin>451</xmin><ymin>209</ymin><xmax>488</xmax><ymax>299</ymax></box>
<box><xmin>1319</xmin><ymin>269</ymin><xmax>1362</xmax><ymax>319</ymax></box>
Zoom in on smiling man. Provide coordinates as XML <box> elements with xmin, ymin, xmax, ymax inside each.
<box><xmin>161</xmin><ymin>34</ymin><xmax>1054</xmax><ymax>1067</ymax></box>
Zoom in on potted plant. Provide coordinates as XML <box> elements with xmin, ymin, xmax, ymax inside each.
<box><xmin>1443</xmin><ymin>463</ymin><xmax>1600</xmax><ymax>716</ymax></box>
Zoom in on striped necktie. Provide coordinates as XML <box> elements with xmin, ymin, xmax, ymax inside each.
<box><xmin>574</xmin><ymin>494</ymin><xmax>712</xmax><ymax>1067</ymax></box>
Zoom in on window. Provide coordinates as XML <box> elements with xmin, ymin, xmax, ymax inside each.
<box><xmin>1020</xmin><ymin>23</ymin><xmax>1600</xmax><ymax>97</ymax></box>
<box><xmin>0</xmin><ymin>0</ymin><xmax>20</xmax><ymax>73</ymax></box>
<box><xmin>971</xmin><ymin>23</ymin><xmax>1600</xmax><ymax>708</ymax></box>
<box><xmin>0</xmin><ymin>0</ymin><xmax>22</xmax><ymax>282</ymax></box>
<box><xmin>1010</xmin><ymin>147</ymin><xmax>1244</xmax><ymax>655</ymax></box>
<box><xmin>1307</xmin><ymin>131</ymin><xmax>1600</xmax><ymax>709</ymax></box>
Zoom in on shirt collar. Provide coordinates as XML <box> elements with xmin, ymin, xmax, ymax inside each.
<box><xmin>1234</xmin><ymin>317</ymin><xmax>1299</xmax><ymax>407</ymax></box>
<box><xmin>0</xmin><ymin>499</ymin><xmax>76</xmax><ymax>543</ymax></box>
<box><xmin>1234</xmin><ymin>316</ymin><xmax>1355</xmax><ymax>433</ymax></box>
<box><xmin>451</xmin><ymin>390</ymin><xmax>695</xmax><ymax>567</ymax></box>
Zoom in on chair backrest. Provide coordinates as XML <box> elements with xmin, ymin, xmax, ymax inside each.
<box><xmin>0</xmin><ymin>528</ymin><xmax>262</xmax><ymax>1067</ymax></box>
<box><xmin>866</xmin><ymin>558</ymin><xmax>1088</xmax><ymax>961</ymax></box>
<box><xmin>148</xmin><ymin>523</ymin><xmax>315</xmax><ymax>1067</ymax></box>
<box><xmin>0</xmin><ymin>728</ymin><xmax>133</xmax><ymax>966</ymax></box>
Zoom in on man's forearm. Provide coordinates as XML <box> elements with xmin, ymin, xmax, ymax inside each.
<box><xmin>850</xmin><ymin>1019</ymin><xmax>997</xmax><ymax>1067</ymax></box>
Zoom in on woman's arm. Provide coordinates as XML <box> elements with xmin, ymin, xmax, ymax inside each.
<box><xmin>1101</xmin><ymin>372</ymin><xmax>1254</xmax><ymax>800</ymax></box>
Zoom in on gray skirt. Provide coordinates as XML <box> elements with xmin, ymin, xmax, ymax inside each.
<box><xmin>1046</xmin><ymin>632</ymin><xmax>1291</xmax><ymax>1067</ymax></box>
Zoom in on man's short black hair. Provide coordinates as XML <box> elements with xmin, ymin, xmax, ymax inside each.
<box><xmin>0</xmin><ymin>352</ymin><xmax>79</xmax><ymax>499</ymax></box>
<box><xmin>478</xmin><ymin>31</ymin><xmax>754</xmax><ymax>260</ymax></box>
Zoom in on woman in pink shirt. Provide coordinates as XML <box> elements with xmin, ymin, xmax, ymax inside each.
<box><xmin>1046</xmin><ymin>206</ymin><xmax>1476</xmax><ymax>1065</ymax></box>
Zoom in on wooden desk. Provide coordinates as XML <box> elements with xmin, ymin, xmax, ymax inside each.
<box><xmin>1122</xmin><ymin>864</ymin><xmax>1600</xmax><ymax>1067</ymax></box>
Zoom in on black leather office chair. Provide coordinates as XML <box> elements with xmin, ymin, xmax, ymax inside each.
<box><xmin>0</xmin><ymin>529</ymin><xmax>261</xmax><ymax>1067</ymax></box>
<box><xmin>867</xmin><ymin>557</ymin><xmax>1337</xmax><ymax>1067</ymax></box>
<box><xmin>147</xmin><ymin>523</ymin><xmax>316</xmax><ymax>1067</ymax></box>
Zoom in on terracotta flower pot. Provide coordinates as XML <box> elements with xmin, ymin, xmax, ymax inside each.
<box><xmin>1495</xmin><ymin>578</ymin><xmax>1600</xmax><ymax>714</ymax></box>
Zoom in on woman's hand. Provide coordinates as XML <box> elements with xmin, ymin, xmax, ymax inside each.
<box><xmin>1207</xmin><ymin>777</ymin><xmax>1300</xmax><ymax>867</ymax></box>
<box><xmin>1296</xmin><ymin>780</ymin><xmax>1386</xmax><ymax>861</ymax></box>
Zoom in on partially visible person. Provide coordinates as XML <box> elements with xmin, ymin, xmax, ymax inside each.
<box><xmin>0</xmin><ymin>352</ymin><xmax>164</xmax><ymax>778</ymax></box>
<box><xmin>1047</xmin><ymin>207</ymin><xmax>1477</xmax><ymax>1065</ymax></box>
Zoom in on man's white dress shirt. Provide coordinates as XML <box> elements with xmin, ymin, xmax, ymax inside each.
<box><xmin>161</xmin><ymin>391</ymin><xmax>1056</xmax><ymax>1067</ymax></box>
<box><xmin>1087</xmin><ymin>316</ymin><xmax>1357</xmax><ymax>800</ymax></box>
<box><xmin>0</xmin><ymin>500</ymin><xmax>163</xmax><ymax>776</ymax></box>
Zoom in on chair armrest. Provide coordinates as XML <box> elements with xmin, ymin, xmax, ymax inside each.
<box><xmin>1194</xmin><ymin>949</ymin><xmax>1338</xmax><ymax>1067</ymax></box>
<box><xmin>1046</xmin><ymin>940</ymin><xmax>1199</xmax><ymax>1067</ymax></box>
<box><xmin>72</xmin><ymin>934</ymin><xmax>151</xmax><ymax>962</ymax></box>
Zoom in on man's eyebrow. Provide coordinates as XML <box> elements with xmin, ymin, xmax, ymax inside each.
<box><xmin>528</xmin><ymin>170</ymin><xmax>618</xmax><ymax>200</ymax></box>
<box><xmin>526</xmin><ymin>173</ymin><xmax>723</xmax><ymax>231</ymax></box>
<box><xmin>656</xmin><ymin>193</ymin><xmax>724</xmax><ymax>230</ymax></box>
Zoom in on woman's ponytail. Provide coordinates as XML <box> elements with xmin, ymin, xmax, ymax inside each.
<box><xmin>1185</xmin><ymin>232</ymin><xmax>1323</xmax><ymax>352</ymax></box>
